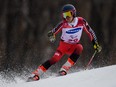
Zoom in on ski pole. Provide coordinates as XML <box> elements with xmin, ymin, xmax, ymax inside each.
<box><xmin>85</xmin><ymin>50</ymin><xmax>97</xmax><ymax>70</ymax></box>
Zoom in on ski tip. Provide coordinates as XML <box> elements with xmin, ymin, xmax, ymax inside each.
<box><xmin>26</xmin><ymin>77</ymin><xmax>34</xmax><ymax>82</ymax></box>
<box><xmin>26</xmin><ymin>77</ymin><xmax>40</xmax><ymax>82</ymax></box>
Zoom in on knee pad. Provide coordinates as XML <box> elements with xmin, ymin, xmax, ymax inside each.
<box><xmin>74</xmin><ymin>44</ymin><xmax>83</xmax><ymax>55</ymax></box>
<box><xmin>49</xmin><ymin>50</ymin><xmax>63</xmax><ymax>64</ymax></box>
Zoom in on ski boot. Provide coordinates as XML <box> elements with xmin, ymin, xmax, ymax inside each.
<box><xmin>59</xmin><ymin>70</ymin><xmax>67</xmax><ymax>76</ymax></box>
<box><xmin>27</xmin><ymin>74</ymin><xmax>40</xmax><ymax>82</ymax></box>
<box><xmin>27</xmin><ymin>65</ymin><xmax>46</xmax><ymax>82</ymax></box>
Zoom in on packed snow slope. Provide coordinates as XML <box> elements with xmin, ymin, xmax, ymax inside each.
<box><xmin>3</xmin><ymin>65</ymin><xmax>116</xmax><ymax>87</ymax></box>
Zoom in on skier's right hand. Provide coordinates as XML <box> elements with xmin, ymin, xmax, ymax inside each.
<box><xmin>93</xmin><ymin>42</ymin><xmax>102</xmax><ymax>53</ymax></box>
<box><xmin>48</xmin><ymin>31</ymin><xmax>56</xmax><ymax>43</ymax></box>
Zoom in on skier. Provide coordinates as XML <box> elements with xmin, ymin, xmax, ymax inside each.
<box><xmin>28</xmin><ymin>4</ymin><xmax>101</xmax><ymax>81</ymax></box>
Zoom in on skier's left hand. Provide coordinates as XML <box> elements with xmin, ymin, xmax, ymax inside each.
<box><xmin>93</xmin><ymin>42</ymin><xmax>102</xmax><ymax>53</ymax></box>
<box><xmin>48</xmin><ymin>31</ymin><xmax>56</xmax><ymax>43</ymax></box>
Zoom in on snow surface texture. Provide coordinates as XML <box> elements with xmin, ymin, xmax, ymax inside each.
<box><xmin>0</xmin><ymin>65</ymin><xmax>116</xmax><ymax>87</ymax></box>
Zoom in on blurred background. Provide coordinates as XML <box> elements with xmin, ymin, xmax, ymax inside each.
<box><xmin>0</xmin><ymin>0</ymin><xmax>116</xmax><ymax>78</ymax></box>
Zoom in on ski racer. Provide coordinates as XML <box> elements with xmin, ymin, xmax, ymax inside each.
<box><xmin>28</xmin><ymin>4</ymin><xmax>102</xmax><ymax>81</ymax></box>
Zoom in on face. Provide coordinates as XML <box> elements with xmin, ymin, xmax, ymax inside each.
<box><xmin>62</xmin><ymin>11</ymin><xmax>73</xmax><ymax>23</ymax></box>
<box><xmin>65</xmin><ymin>16</ymin><xmax>73</xmax><ymax>23</ymax></box>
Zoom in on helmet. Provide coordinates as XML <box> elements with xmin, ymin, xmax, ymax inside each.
<box><xmin>62</xmin><ymin>4</ymin><xmax>76</xmax><ymax>17</ymax></box>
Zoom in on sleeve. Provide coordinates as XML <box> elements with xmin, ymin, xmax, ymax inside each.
<box><xmin>82</xmin><ymin>18</ymin><xmax>98</xmax><ymax>43</ymax></box>
<box><xmin>51</xmin><ymin>21</ymin><xmax>64</xmax><ymax>35</ymax></box>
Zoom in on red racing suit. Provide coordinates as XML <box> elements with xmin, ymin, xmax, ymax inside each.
<box><xmin>42</xmin><ymin>17</ymin><xmax>97</xmax><ymax>69</ymax></box>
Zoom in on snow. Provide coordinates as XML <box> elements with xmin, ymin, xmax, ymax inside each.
<box><xmin>0</xmin><ymin>65</ymin><xmax>116</xmax><ymax>87</ymax></box>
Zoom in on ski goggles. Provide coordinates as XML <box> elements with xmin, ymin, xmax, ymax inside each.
<box><xmin>62</xmin><ymin>11</ymin><xmax>72</xmax><ymax>18</ymax></box>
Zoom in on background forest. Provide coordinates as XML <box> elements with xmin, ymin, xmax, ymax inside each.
<box><xmin>0</xmin><ymin>0</ymin><xmax>116</xmax><ymax>78</ymax></box>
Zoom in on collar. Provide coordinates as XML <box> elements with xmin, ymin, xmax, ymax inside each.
<box><xmin>68</xmin><ymin>17</ymin><xmax>78</xmax><ymax>27</ymax></box>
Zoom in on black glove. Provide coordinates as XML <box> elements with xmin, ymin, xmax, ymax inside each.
<box><xmin>92</xmin><ymin>40</ymin><xmax>102</xmax><ymax>53</ymax></box>
<box><xmin>47</xmin><ymin>31</ymin><xmax>56</xmax><ymax>43</ymax></box>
